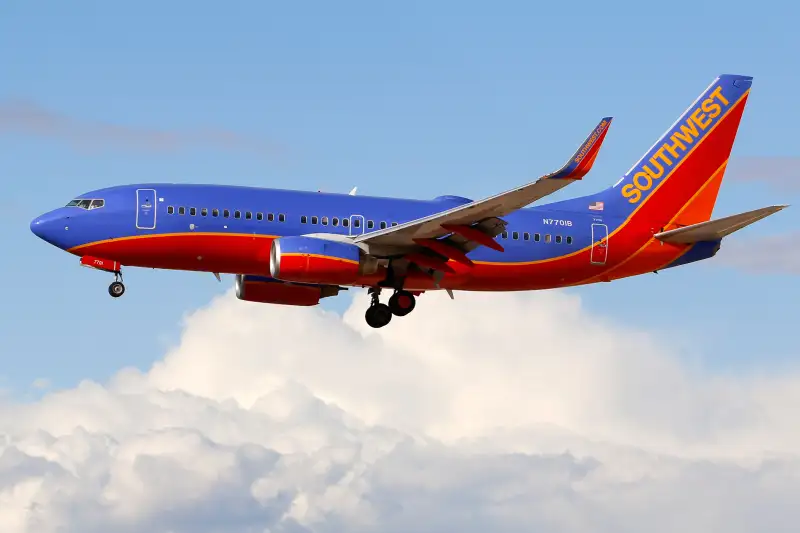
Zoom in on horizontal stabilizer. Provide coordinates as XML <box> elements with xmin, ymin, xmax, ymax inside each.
<box><xmin>654</xmin><ymin>205</ymin><xmax>788</xmax><ymax>244</ymax></box>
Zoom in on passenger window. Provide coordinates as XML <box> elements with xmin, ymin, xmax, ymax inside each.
<box><xmin>223</xmin><ymin>209</ymin><xmax>230</xmax><ymax>218</ymax></box>
<box><xmin>512</xmin><ymin>231</ymin><xmax>519</xmax><ymax>240</ymax></box>
<box><xmin>534</xmin><ymin>233</ymin><xmax>540</xmax><ymax>242</ymax></box>
<box><xmin>189</xmin><ymin>207</ymin><xmax>197</xmax><ymax>216</ymax></box>
<box><xmin>391</xmin><ymin>222</ymin><xmax>398</xmax><ymax>227</ymax></box>
<box><xmin>353</xmin><ymin>219</ymin><xmax>360</xmax><ymax>228</ymax></box>
<box><xmin>245</xmin><ymin>212</ymin><xmax>252</xmax><ymax>220</ymax></box>
<box><xmin>256</xmin><ymin>212</ymin><xmax>263</xmax><ymax>221</ymax></box>
<box><xmin>212</xmin><ymin>209</ymin><xmax>219</xmax><ymax>217</ymax></box>
<box><xmin>311</xmin><ymin>216</ymin><xmax>318</xmax><ymax>224</ymax></box>
<box><xmin>279</xmin><ymin>214</ymin><xmax>286</xmax><ymax>222</ymax></box>
<box><xmin>168</xmin><ymin>206</ymin><xmax>175</xmax><ymax>215</ymax></box>
<box><xmin>332</xmin><ymin>217</ymin><xmax>339</xmax><ymax>227</ymax></box>
<box><xmin>90</xmin><ymin>199</ymin><xmax>105</xmax><ymax>209</ymax></box>
<box><xmin>201</xmin><ymin>208</ymin><xmax>208</xmax><ymax>217</ymax></box>
<box><xmin>268</xmin><ymin>213</ymin><xmax>274</xmax><ymax>222</ymax></box>
<box><xmin>566</xmin><ymin>236</ymin><xmax>573</xmax><ymax>245</ymax></box>
<box><xmin>234</xmin><ymin>210</ymin><xmax>241</xmax><ymax>219</ymax></box>
<box><xmin>545</xmin><ymin>234</ymin><xmax>552</xmax><ymax>243</ymax></box>
<box><xmin>343</xmin><ymin>218</ymin><xmax>349</xmax><ymax>227</ymax></box>
<box><xmin>367</xmin><ymin>220</ymin><xmax>374</xmax><ymax>229</ymax></box>
<box><xmin>301</xmin><ymin>215</ymin><xmax>307</xmax><ymax>224</ymax></box>
<box><xmin>556</xmin><ymin>235</ymin><xmax>562</xmax><ymax>244</ymax></box>
<box><xmin>523</xmin><ymin>232</ymin><xmax>530</xmax><ymax>241</ymax></box>
<box><xmin>502</xmin><ymin>231</ymin><xmax>508</xmax><ymax>239</ymax></box>
<box><xmin>380</xmin><ymin>221</ymin><xmax>387</xmax><ymax>229</ymax></box>
<box><xmin>322</xmin><ymin>216</ymin><xmax>329</xmax><ymax>226</ymax></box>
<box><xmin>178</xmin><ymin>207</ymin><xmax>186</xmax><ymax>215</ymax></box>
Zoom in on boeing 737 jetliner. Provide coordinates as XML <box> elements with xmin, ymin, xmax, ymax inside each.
<box><xmin>30</xmin><ymin>74</ymin><xmax>786</xmax><ymax>328</ymax></box>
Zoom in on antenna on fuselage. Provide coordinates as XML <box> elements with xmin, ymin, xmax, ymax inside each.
<box><xmin>349</xmin><ymin>186</ymin><xmax>357</xmax><ymax>196</ymax></box>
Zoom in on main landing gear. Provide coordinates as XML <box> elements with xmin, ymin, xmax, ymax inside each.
<box><xmin>365</xmin><ymin>287</ymin><xmax>417</xmax><ymax>328</ymax></box>
<box><xmin>108</xmin><ymin>271</ymin><xmax>125</xmax><ymax>298</ymax></box>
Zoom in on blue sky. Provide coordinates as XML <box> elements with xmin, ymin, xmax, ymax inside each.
<box><xmin>1</xmin><ymin>0</ymin><xmax>797</xmax><ymax>392</ymax></box>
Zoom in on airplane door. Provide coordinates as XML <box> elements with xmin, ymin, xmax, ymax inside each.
<box><xmin>136</xmin><ymin>188</ymin><xmax>157</xmax><ymax>230</ymax></box>
<box><xmin>349</xmin><ymin>215</ymin><xmax>365</xmax><ymax>236</ymax></box>
<box><xmin>590</xmin><ymin>223</ymin><xmax>608</xmax><ymax>265</ymax></box>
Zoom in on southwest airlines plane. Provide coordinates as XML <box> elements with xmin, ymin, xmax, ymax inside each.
<box><xmin>30</xmin><ymin>74</ymin><xmax>787</xmax><ymax>328</ymax></box>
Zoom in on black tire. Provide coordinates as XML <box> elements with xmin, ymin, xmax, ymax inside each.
<box><xmin>109</xmin><ymin>281</ymin><xmax>125</xmax><ymax>298</ymax></box>
<box><xmin>365</xmin><ymin>303</ymin><xmax>392</xmax><ymax>328</ymax></box>
<box><xmin>388</xmin><ymin>290</ymin><xmax>416</xmax><ymax>316</ymax></box>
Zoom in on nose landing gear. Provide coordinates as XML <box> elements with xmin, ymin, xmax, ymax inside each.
<box><xmin>108</xmin><ymin>271</ymin><xmax>125</xmax><ymax>298</ymax></box>
<box><xmin>364</xmin><ymin>288</ymin><xmax>417</xmax><ymax>328</ymax></box>
<box><xmin>79</xmin><ymin>256</ymin><xmax>126</xmax><ymax>299</ymax></box>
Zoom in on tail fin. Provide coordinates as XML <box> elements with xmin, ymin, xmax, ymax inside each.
<box><xmin>606</xmin><ymin>74</ymin><xmax>752</xmax><ymax>226</ymax></box>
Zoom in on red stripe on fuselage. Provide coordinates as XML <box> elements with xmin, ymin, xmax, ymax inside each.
<box><xmin>73</xmin><ymin>233</ymin><xmax>276</xmax><ymax>276</ymax></box>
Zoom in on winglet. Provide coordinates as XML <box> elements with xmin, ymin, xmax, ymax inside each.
<box><xmin>547</xmin><ymin>117</ymin><xmax>613</xmax><ymax>180</ymax></box>
<box><xmin>654</xmin><ymin>205</ymin><xmax>788</xmax><ymax>244</ymax></box>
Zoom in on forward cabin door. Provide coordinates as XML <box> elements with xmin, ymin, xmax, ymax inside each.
<box><xmin>590</xmin><ymin>223</ymin><xmax>608</xmax><ymax>265</ymax></box>
<box><xmin>136</xmin><ymin>188</ymin><xmax>157</xmax><ymax>230</ymax></box>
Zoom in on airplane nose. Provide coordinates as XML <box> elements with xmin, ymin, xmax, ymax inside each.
<box><xmin>30</xmin><ymin>212</ymin><xmax>63</xmax><ymax>246</ymax></box>
<box><xmin>30</xmin><ymin>215</ymin><xmax>46</xmax><ymax>238</ymax></box>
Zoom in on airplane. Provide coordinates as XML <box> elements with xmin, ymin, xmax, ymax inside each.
<box><xmin>30</xmin><ymin>74</ymin><xmax>787</xmax><ymax>328</ymax></box>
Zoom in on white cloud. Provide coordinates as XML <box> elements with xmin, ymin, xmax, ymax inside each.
<box><xmin>30</xmin><ymin>379</ymin><xmax>50</xmax><ymax>390</ymax></box>
<box><xmin>2</xmin><ymin>289</ymin><xmax>800</xmax><ymax>532</ymax></box>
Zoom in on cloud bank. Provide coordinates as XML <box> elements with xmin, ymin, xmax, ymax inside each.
<box><xmin>0</xmin><ymin>99</ymin><xmax>280</xmax><ymax>156</ymax></box>
<box><xmin>2</xmin><ymin>290</ymin><xmax>800</xmax><ymax>532</ymax></box>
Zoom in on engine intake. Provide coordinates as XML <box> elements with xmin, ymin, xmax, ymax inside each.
<box><xmin>235</xmin><ymin>275</ymin><xmax>341</xmax><ymax>306</ymax></box>
<box><xmin>269</xmin><ymin>236</ymin><xmax>377</xmax><ymax>285</ymax></box>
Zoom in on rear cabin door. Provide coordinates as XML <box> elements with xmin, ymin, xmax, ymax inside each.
<box><xmin>590</xmin><ymin>223</ymin><xmax>608</xmax><ymax>265</ymax></box>
<box><xmin>136</xmin><ymin>188</ymin><xmax>157</xmax><ymax>230</ymax></box>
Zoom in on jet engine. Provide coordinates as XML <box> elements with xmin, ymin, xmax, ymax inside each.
<box><xmin>269</xmin><ymin>236</ymin><xmax>378</xmax><ymax>285</ymax></box>
<box><xmin>235</xmin><ymin>275</ymin><xmax>341</xmax><ymax>306</ymax></box>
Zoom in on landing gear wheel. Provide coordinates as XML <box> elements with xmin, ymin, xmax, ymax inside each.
<box><xmin>109</xmin><ymin>281</ymin><xmax>125</xmax><ymax>298</ymax></box>
<box><xmin>365</xmin><ymin>303</ymin><xmax>392</xmax><ymax>328</ymax></box>
<box><xmin>388</xmin><ymin>290</ymin><xmax>416</xmax><ymax>317</ymax></box>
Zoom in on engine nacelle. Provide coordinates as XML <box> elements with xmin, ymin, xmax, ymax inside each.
<box><xmin>235</xmin><ymin>275</ymin><xmax>341</xmax><ymax>306</ymax></box>
<box><xmin>269</xmin><ymin>236</ymin><xmax>377</xmax><ymax>285</ymax></box>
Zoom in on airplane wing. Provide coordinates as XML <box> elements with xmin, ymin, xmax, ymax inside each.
<box><xmin>354</xmin><ymin>116</ymin><xmax>613</xmax><ymax>253</ymax></box>
<box><xmin>654</xmin><ymin>205</ymin><xmax>788</xmax><ymax>244</ymax></box>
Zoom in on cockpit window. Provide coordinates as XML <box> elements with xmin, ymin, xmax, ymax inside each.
<box><xmin>66</xmin><ymin>198</ymin><xmax>105</xmax><ymax>210</ymax></box>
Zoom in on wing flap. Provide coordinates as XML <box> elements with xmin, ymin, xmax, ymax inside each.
<box><xmin>654</xmin><ymin>205</ymin><xmax>788</xmax><ymax>244</ymax></box>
